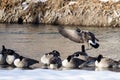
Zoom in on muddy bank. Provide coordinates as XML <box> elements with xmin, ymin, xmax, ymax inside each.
<box><xmin>1</xmin><ymin>0</ymin><xmax>120</xmax><ymax>27</ymax></box>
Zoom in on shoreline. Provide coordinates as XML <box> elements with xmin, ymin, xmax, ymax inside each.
<box><xmin>1</xmin><ymin>0</ymin><xmax>120</xmax><ymax>27</ymax></box>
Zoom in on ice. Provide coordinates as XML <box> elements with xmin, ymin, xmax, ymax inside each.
<box><xmin>0</xmin><ymin>68</ymin><xmax>120</xmax><ymax>80</ymax></box>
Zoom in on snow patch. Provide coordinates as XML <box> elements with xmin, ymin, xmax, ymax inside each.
<box><xmin>0</xmin><ymin>68</ymin><xmax>120</xmax><ymax>80</ymax></box>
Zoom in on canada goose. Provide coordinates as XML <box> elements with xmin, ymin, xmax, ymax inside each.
<box><xmin>58</xmin><ymin>26</ymin><xmax>99</xmax><ymax>49</ymax></box>
<box><xmin>73</xmin><ymin>45</ymin><xmax>97</xmax><ymax>66</ymax></box>
<box><xmin>1</xmin><ymin>45</ymin><xmax>20</xmax><ymax>66</ymax></box>
<box><xmin>14</xmin><ymin>56</ymin><xmax>39</xmax><ymax>68</ymax></box>
<box><xmin>95</xmin><ymin>54</ymin><xmax>120</xmax><ymax>68</ymax></box>
<box><xmin>49</xmin><ymin>50</ymin><xmax>62</xmax><ymax>69</ymax></box>
<box><xmin>62</xmin><ymin>55</ymin><xmax>85</xmax><ymax>68</ymax></box>
<box><xmin>41</xmin><ymin>52</ymin><xmax>53</xmax><ymax>66</ymax></box>
<box><xmin>73</xmin><ymin>45</ymin><xmax>88</xmax><ymax>61</ymax></box>
<box><xmin>49</xmin><ymin>57</ymin><xmax>62</xmax><ymax>69</ymax></box>
<box><xmin>41</xmin><ymin>50</ymin><xmax>61</xmax><ymax>67</ymax></box>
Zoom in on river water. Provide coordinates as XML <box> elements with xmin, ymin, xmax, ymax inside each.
<box><xmin>0</xmin><ymin>24</ymin><xmax>120</xmax><ymax>71</ymax></box>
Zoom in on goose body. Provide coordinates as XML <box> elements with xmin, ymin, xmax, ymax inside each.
<box><xmin>6</xmin><ymin>52</ymin><xmax>20</xmax><ymax>65</ymax></box>
<box><xmin>49</xmin><ymin>57</ymin><xmax>62</xmax><ymax>69</ymax></box>
<box><xmin>58</xmin><ymin>26</ymin><xmax>99</xmax><ymax>49</ymax></box>
<box><xmin>49</xmin><ymin>50</ymin><xmax>62</xmax><ymax>69</ymax></box>
<box><xmin>6</xmin><ymin>55</ymin><xmax>15</xmax><ymax>65</ymax></box>
<box><xmin>95</xmin><ymin>55</ymin><xmax>120</xmax><ymax>68</ymax></box>
<box><xmin>62</xmin><ymin>55</ymin><xmax>85</xmax><ymax>68</ymax></box>
<box><xmin>73</xmin><ymin>45</ymin><xmax>97</xmax><ymax>66</ymax></box>
<box><xmin>41</xmin><ymin>52</ymin><xmax>53</xmax><ymax>65</ymax></box>
<box><xmin>1</xmin><ymin>45</ymin><xmax>19</xmax><ymax>65</ymax></box>
<box><xmin>14</xmin><ymin>56</ymin><xmax>39</xmax><ymax>68</ymax></box>
<box><xmin>41</xmin><ymin>50</ymin><xmax>62</xmax><ymax>69</ymax></box>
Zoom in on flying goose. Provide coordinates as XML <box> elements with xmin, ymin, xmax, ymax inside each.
<box><xmin>95</xmin><ymin>54</ymin><xmax>120</xmax><ymax>68</ymax></box>
<box><xmin>58</xmin><ymin>26</ymin><xmax>99</xmax><ymax>49</ymax></box>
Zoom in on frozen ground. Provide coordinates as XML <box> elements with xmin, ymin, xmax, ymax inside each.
<box><xmin>0</xmin><ymin>68</ymin><xmax>120</xmax><ymax>80</ymax></box>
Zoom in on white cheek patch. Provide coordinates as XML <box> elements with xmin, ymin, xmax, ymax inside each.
<box><xmin>88</xmin><ymin>40</ymin><xmax>96</xmax><ymax>45</ymax></box>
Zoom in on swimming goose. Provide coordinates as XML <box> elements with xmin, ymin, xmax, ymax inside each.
<box><xmin>95</xmin><ymin>54</ymin><xmax>120</xmax><ymax>68</ymax></box>
<box><xmin>14</xmin><ymin>56</ymin><xmax>39</xmax><ymax>68</ymax></box>
<box><xmin>73</xmin><ymin>45</ymin><xmax>97</xmax><ymax>66</ymax></box>
<box><xmin>1</xmin><ymin>45</ymin><xmax>20</xmax><ymax>66</ymax></box>
<box><xmin>58</xmin><ymin>26</ymin><xmax>99</xmax><ymax>49</ymax></box>
<box><xmin>62</xmin><ymin>55</ymin><xmax>85</xmax><ymax>68</ymax></box>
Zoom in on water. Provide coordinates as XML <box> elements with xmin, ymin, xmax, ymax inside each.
<box><xmin>0</xmin><ymin>24</ymin><xmax>120</xmax><ymax>71</ymax></box>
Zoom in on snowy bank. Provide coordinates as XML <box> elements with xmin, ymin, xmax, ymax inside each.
<box><xmin>0</xmin><ymin>68</ymin><xmax>120</xmax><ymax>80</ymax></box>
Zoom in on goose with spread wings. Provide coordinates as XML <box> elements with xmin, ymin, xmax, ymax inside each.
<box><xmin>58</xmin><ymin>26</ymin><xmax>99</xmax><ymax>49</ymax></box>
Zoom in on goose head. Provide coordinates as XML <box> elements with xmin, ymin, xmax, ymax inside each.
<box><xmin>67</xmin><ymin>55</ymin><xmax>74</xmax><ymax>62</ymax></box>
<box><xmin>73</xmin><ymin>45</ymin><xmax>88</xmax><ymax>57</ymax></box>
<box><xmin>1</xmin><ymin>45</ymin><xmax>15</xmax><ymax>55</ymax></box>
<box><xmin>86</xmin><ymin>32</ymin><xmax>99</xmax><ymax>48</ymax></box>
<box><xmin>96</xmin><ymin>54</ymin><xmax>104</xmax><ymax>63</ymax></box>
<box><xmin>52</xmin><ymin>50</ymin><xmax>60</xmax><ymax>57</ymax></box>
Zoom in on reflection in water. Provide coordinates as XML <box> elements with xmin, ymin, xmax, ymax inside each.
<box><xmin>0</xmin><ymin>24</ymin><xmax>120</xmax><ymax>71</ymax></box>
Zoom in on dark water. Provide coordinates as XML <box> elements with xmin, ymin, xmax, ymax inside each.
<box><xmin>0</xmin><ymin>24</ymin><xmax>120</xmax><ymax>71</ymax></box>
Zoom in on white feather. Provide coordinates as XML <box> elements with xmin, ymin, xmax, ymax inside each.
<box><xmin>41</xmin><ymin>55</ymin><xmax>51</xmax><ymax>65</ymax></box>
<box><xmin>88</xmin><ymin>40</ymin><xmax>96</xmax><ymax>45</ymax></box>
<box><xmin>14</xmin><ymin>59</ymin><xmax>25</xmax><ymax>68</ymax></box>
<box><xmin>6</xmin><ymin>55</ymin><xmax>15</xmax><ymax>65</ymax></box>
<box><xmin>62</xmin><ymin>59</ymin><xmax>74</xmax><ymax>68</ymax></box>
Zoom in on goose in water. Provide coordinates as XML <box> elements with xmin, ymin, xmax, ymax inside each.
<box><xmin>58</xmin><ymin>26</ymin><xmax>99</xmax><ymax>49</ymax></box>
<box><xmin>14</xmin><ymin>56</ymin><xmax>39</xmax><ymax>68</ymax></box>
<box><xmin>73</xmin><ymin>45</ymin><xmax>97</xmax><ymax>66</ymax></box>
<box><xmin>62</xmin><ymin>54</ymin><xmax>85</xmax><ymax>68</ymax></box>
<box><xmin>95</xmin><ymin>54</ymin><xmax>120</xmax><ymax>68</ymax></box>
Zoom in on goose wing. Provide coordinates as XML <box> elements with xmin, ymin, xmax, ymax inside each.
<box><xmin>26</xmin><ymin>58</ymin><xmax>39</xmax><ymax>66</ymax></box>
<box><xmin>58</xmin><ymin>27</ymin><xmax>83</xmax><ymax>43</ymax></box>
